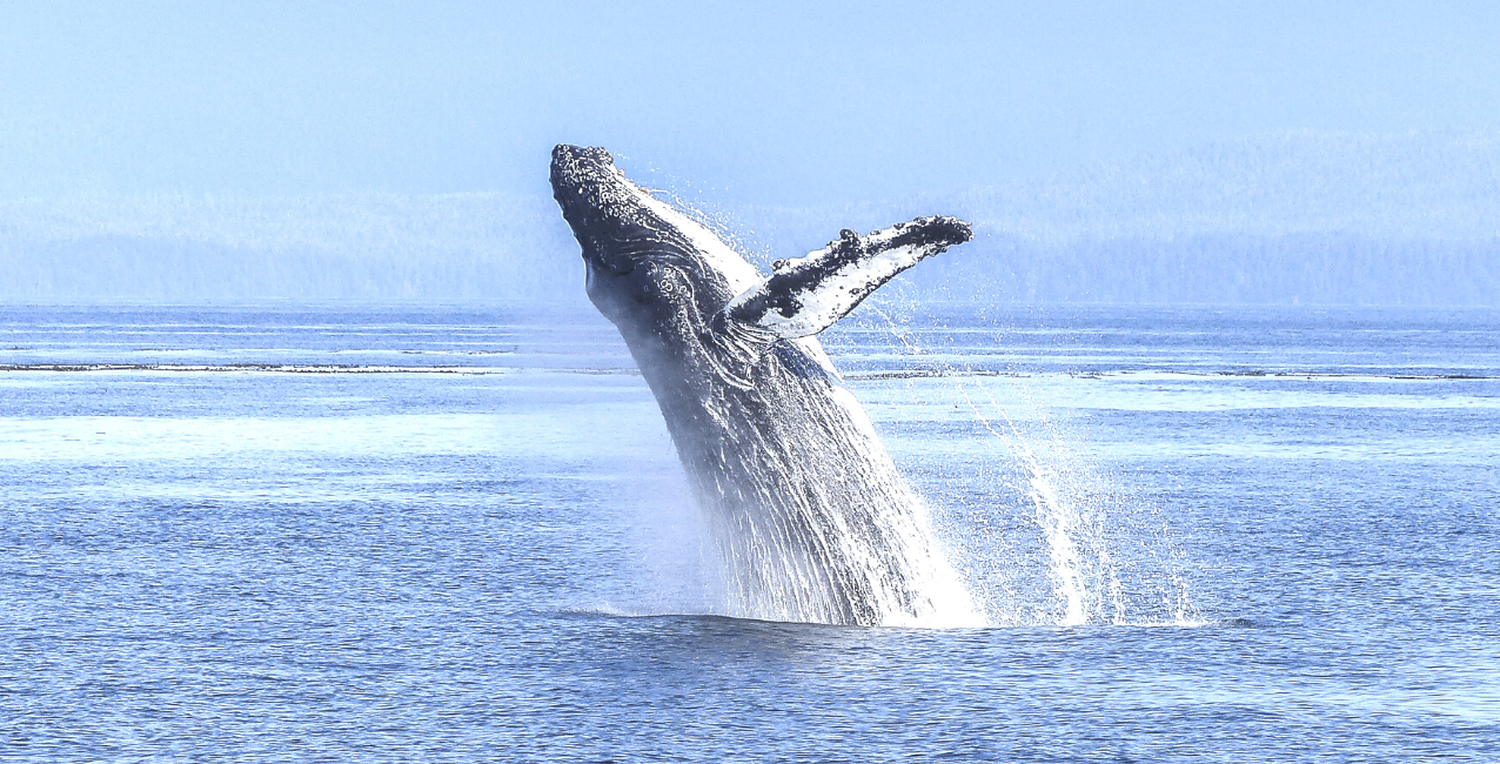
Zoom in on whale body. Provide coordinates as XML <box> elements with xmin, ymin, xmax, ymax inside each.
<box><xmin>550</xmin><ymin>144</ymin><xmax>979</xmax><ymax>626</ymax></box>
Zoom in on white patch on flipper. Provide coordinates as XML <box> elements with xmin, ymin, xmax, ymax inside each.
<box><xmin>756</xmin><ymin>241</ymin><xmax>925</xmax><ymax>339</ymax></box>
<box><xmin>723</xmin><ymin>217</ymin><xmax>963</xmax><ymax>341</ymax></box>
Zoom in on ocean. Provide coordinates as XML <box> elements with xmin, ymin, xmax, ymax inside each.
<box><xmin>2</xmin><ymin>303</ymin><xmax>1496</xmax><ymax>761</ymax></box>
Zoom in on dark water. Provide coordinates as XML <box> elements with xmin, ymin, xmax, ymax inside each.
<box><xmin>2</xmin><ymin>304</ymin><xmax>1496</xmax><ymax>761</ymax></box>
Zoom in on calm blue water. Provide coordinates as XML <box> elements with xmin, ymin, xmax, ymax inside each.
<box><xmin>2</xmin><ymin>303</ymin><xmax>1497</xmax><ymax>761</ymax></box>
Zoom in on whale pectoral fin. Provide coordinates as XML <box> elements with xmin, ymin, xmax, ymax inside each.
<box><xmin>719</xmin><ymin>216</ymin><xmax>972</xmax><ymax>339</ymax></box>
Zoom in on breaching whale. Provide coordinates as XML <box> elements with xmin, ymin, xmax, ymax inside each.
<box><xmin>550</xmin><ymin>144</ymin><xmax>980</xmax><ymax>626</ymax></box>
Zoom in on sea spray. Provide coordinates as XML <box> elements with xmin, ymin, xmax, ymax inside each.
<box><xmin>696</xmin><ymin>380</ymin><xmax>987</xmax><ymax>628</ymax></box>
<box><xmin>1028</xmin><ymin>460</ymin><xmax>1088</xmax><ymax>625</ymax></box>
<box><xmin>857</xmin><ymin>301</ymin><xmax>1201</xmax><ymax>627</ymax></box>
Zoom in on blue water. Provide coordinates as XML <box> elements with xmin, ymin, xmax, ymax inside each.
<box><xmin>2</xmin><ymin>304</ymin><xmax>1497</xmax><ymax>761</ymax></box>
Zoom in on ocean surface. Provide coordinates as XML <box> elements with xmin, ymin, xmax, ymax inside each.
<box><xmin>2</xmin><ymin>303</ymin><xmax>1496</xmax><ymax>761</ymax></box>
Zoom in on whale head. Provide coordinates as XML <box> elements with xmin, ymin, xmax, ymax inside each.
<box><xmin>550</xmin><ymin>144</ymin><xmax>762</xmax><ymax>344</ymax></box>
<box><xmin>551</xmin><ymin>143</ymin><xmax>972</xmax><ymax>386</ymax></box>
<box><xmin>549</xmin><ymin>144</ymin><xmax>645</xmax><ymax>279</ymax></box>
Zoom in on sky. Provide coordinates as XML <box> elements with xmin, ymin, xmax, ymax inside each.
<box><xmin>2</xmin><ymin>1</ymin><xmax>1499</xmax><ymax>205</ymax></box>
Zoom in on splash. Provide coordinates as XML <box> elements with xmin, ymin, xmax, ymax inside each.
<box><xmin>860</xmin><ymin>303</ymin><xmax>1202</xmax><ymax>628</ymax></box>
<box><xmin>698</xmin><ymin>376</ymin><xmax>987</xmax><ymax>629</ymax></box>
<box><xmin>1027</xmin><ymin>459</ymin><xmax>1088</xmax><ymax>625</ymax></box>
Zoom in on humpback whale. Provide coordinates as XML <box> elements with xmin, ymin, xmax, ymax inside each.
<box><xmin>550</xmin><ymin>144</ymin><xmax>979</xmax><ymax>626</ymax></box>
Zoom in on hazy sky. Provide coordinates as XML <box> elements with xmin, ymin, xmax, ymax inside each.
<box><xmin>3</xmin><ymin>1</ymin><xmax>1498</xmax><ymax>204</ymax></box>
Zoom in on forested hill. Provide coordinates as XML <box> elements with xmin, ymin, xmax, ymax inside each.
<box><xmin>4</xmin><ymin>132</ymin><xmax>1498</xmax><ymax>306</ymax></box>
<box><xmin>738</xmin><ymin>132</ymin><xmax>1500</xmax><ymax>306</ymax></box>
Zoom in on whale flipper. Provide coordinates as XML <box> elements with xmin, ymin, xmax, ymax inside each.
<box><xmin>721</xmin><ymin>216</ymin><xmax>972</xmax><ymax>339</ymax></box>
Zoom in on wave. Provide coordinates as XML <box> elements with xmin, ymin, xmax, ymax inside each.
<box><xmin>0</xmin><ymin>362</ymin><xmax>509</xmax><ymax>374</ymax></box>
<box><xmin>562</xmin><ymin>605</ymin><xmax>1233</xmax><ymax>630</ymax></box>
<box><xmin>844</xmin><ymin>368</ymin><xmax>1499</xmax><ymax>382</ymax></box>
<box><xmin>7</xmin><ymin>359</ymin><xmax>1490</xmax><ymax>381</ymax></box>
<box><xmin>0</xmin><ymin>362</ymin><xmax>649</xmax><ymax>378</ymax></box>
